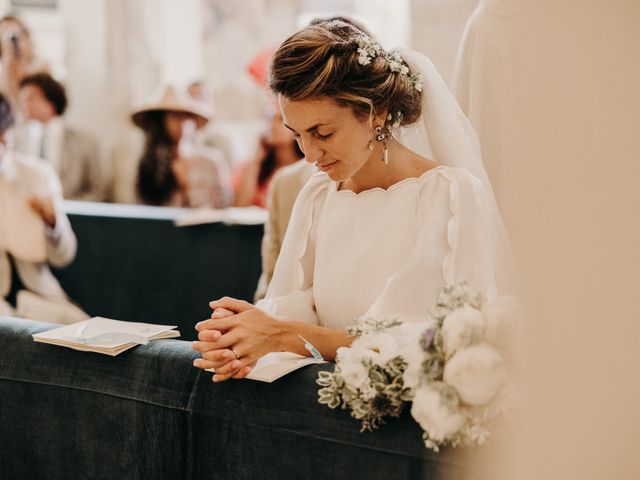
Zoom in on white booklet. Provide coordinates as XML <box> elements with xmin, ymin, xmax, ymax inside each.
<box><xmin>32</xmin><ymin>317</ymin><xmax>180</xmax><ymax>356</ymax></box>
<box><xmin>207</xmin><ymin>351</ymin><xmax>327</xmax><ymax>383</ymax></box>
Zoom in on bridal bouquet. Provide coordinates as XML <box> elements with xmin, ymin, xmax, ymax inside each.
<box><xmin>317</xmin><ymin>282</ymin><xmax>519</xmax><ymax>451</ymax></box>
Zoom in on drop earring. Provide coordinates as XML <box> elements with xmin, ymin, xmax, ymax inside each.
<box><xmin>374</xmin><ymin>126</ymin><xmax>389</xmax><ymax>164</ymax></box>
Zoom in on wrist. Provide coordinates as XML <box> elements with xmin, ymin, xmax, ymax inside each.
<box><xmin>274</xmin><ymin>320</ymin><xmax>302</xmax><ymax>355</ymax></box>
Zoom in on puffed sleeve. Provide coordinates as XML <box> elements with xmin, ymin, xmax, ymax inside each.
<box><xmin>361</xmin><ymin>167</ymin><xmax>498</xmax><ymax>324</ymax></box>
<box><xmin>255</xmin><ymin>172</ymin><xmax>331</xmax><ymax>324</ymax></box>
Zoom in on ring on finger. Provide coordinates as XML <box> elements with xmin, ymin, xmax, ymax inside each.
<box><xmin>231</xmin><ymin>348</ymin><xmax>240</xmax><ymax>360</ymax></box>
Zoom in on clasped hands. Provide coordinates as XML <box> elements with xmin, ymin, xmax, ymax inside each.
<box><xmin>191</xmin><ymin>297</ymin><xmax>287</xmax><ymax>382</ymax></box>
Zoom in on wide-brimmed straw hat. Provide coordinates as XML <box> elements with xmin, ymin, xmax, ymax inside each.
<box><xmin>131</xmin><ymin>85</ymin><xmax>211</xmax><ymax>129</ymax></box>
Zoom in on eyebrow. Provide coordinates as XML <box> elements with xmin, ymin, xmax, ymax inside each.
<box><xmin>283</xmin><ymin>122</ymin><xmax>330</xmax><ymax>134</ymax></box>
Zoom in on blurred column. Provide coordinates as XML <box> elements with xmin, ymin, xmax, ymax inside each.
<box><xmin>410</xmin><ymin>0</ymin><xmax>478</xmax><ymax>86</ymax></box>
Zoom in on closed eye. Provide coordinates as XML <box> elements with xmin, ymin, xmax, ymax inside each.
<box><xmin>315</xmin><ymin>132</ymin><xmax>333</xmax><ymax>140</ymax></box>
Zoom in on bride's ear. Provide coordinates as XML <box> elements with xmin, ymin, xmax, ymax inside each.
<box><xmin>371</xmin><ymin>108</ymin><xmax>389</xmax><ymax>130</ymax></box>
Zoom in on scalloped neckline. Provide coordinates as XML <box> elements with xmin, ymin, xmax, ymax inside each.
<box><xmin>334</xmin><ymin>165</ymin><xmax>449</xmax><ymax>197</ymax></box>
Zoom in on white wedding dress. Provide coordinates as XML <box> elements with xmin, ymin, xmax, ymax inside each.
<box><xmin>256</xmin><ymin>165</ymin><xmax>500</xmax><ymax>330</ymax></box>
<box><xmin>256</xmin><ymin>49</ymin><xmax>516</xmax><ymax>330</ymax></box>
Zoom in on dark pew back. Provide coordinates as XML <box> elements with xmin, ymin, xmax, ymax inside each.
<box><xmin>53</xmin><ymin>202</ymin><xmax>263</xmax><ymax>340</ymax></box>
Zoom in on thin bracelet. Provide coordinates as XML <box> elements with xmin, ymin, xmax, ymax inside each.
<box><xmin>297</xmin><ymin>334</ymin><xmax>324</xmax><ymax>360</ymax></box>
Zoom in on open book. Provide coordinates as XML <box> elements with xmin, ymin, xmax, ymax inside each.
<box><xmin>207</xmin><ymin>351</ymin><xmax>327</xmax><ymax>383</ymax></box>
<box><xmin>32</xmin><ymin>317</ymin><xmax>180</xmax><ymax>356</ymax></box>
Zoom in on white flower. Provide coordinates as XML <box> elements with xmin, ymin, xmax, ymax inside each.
<box><xmin>411</xmin><ymin>384</ymin><xmax>466</xmax><ymax>442</ymax></box>
<box><xmin>387</xmin><ymin>322</ymin><xmax>430</xmax><ymax>391</ymax></box>
<box><xmin>388</xmin><ymin>59</ymin><xmax>402</xmax><ymax>72</ymax></box>
<box><xmin>350</xmin><ymin>332</ymin><xmax>400</xmax><ymax>366</ymax></box>
<box><xmin>482</xmin><ymin>295</ymin><xmax>521</xmax><ymax>344</ymax></box>
<box><xmin>336</xmin><ymin>346</ymin><xmax>369</xmax><ymax>390</ymax></box>
<box><xmin>443</xmin><ymin>343</ymin><xmax>506</xmax><ymax>406</ymax></box>
<box><xmin>441</xmin><ymin>305</ymin><xmax>485</xmax><ymax>358</ymax></box>
<box><xmin>357</xmin><ymin>48</ymin><xmax>371</xmax><ymax>66</ymax></box>
<box><xmin>414</xmin><ymin>81</ymin><xmax>423</xmax><ymax>92</ymax></box>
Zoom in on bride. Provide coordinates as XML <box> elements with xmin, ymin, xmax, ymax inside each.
<box><xmin>192</xmin><ymin>18</ymin><xmax>514</xmax><ymax>381</ymax></box>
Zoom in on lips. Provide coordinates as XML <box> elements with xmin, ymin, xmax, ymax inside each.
<box><xmin>317</xmin><ymin>160</ymin><xmax>338</xmax><ymax>171</ymax></box>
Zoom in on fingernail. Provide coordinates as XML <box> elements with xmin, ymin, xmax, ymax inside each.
<box><xmin>193</xmin><ymin>359</ymin><xmax>201</xmax><ymax>367</ymax></box>
<box><xmin>212</xmin><ymin>376</ymin><xmax>220</xmax><ymax>383</ymax></box>
<box><xmin>195</xmin><ymin>322</ymin><xmax>202</xmax><ymax>330</ymax></box>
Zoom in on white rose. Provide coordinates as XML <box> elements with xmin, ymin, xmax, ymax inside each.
<box><xmin>443</xmin><ymin>343</ymin><xmax>506</xmax><ymax>406</ymax></box>
<box><xmin>336</xmin><ymin>346</ymin><xmax>369</xmax><ymax>390</ymax></box>
<box><xmin>482</xmin><ymin>295</ymin><xmax>522</xmax><ymax>345</ymax></box>
<box><xmin>441</xmin><ymin>305</ymin><xmax>485</xmax><ymax>358</ymax></box>
<box><xmin>411</xmin><ymin>384</ymin><xmax>466</xmax><ymax>442</ymax></box>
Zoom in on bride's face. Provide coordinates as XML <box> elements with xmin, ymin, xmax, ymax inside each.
<box><xmin>279</xmin><ymin>95</ymin><xmax>384</xmax><ymax>182</ymax></box>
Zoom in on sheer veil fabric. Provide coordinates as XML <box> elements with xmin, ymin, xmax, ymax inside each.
<box><xmin>396</xmin><ymin>48</ymin><xmax>518</xmax><ymax>295</ymax></box>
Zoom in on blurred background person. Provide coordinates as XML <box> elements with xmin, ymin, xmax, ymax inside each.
<box><xmin>0</xmin><ymin>92</ymin><xmax>85</xmax><ymax>322</ymax></box>
<box><xmin>0</xmin><ymin>15</ymin><xmax>48</xmax><ymax>109</ymax></box>
<box><xmin>186</xmin><ymin>79</ymin><xmax>234</xmax><ymax>172</ymax></box>
<box><xmin>231</xmin><ymin>105</ymin><xmax>304</xmax><ymax>208</ymax></box>
<box><xmin>231</xmin><ymin>47</ymin><xmax>304</xmax><ymax>208</ymax></box>
<box><xmin>133</xmin><ymin>85</ymin><xmax>233</xmax><ymax>208</ymax></box>
<box><xmin>15</xmin><ymin>72</ymin><xmax>107</xmax><ymax>201</ymax></box>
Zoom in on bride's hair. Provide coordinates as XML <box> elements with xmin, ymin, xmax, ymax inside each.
<box><xmin>269</xmin><ymin>18</ymin><xmax>422</xmax><ymax>128</ymax></box>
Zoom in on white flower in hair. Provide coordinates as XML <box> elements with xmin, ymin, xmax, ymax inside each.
<box><xmin>356</xmin><ymin>36</ymin><xmax>381</xmax><ymax>66</ymax></box>
<box><xmin>410</xmin><ymin>73</ymin><xmax>423</xmax><ymax>92</ymax></box>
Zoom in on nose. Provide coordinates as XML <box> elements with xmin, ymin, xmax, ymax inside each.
<box><xmin>299</xmin><ymin>136</ymin><xmax>323</xmax><ymax>163</ymax></box>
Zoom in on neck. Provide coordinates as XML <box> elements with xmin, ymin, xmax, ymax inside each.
<box><xmin>344</xmin><ymin>140</ymin><xmax>428</xmax><ymax>193</ymax></box>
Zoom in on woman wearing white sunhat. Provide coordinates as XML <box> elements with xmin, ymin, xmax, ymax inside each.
<box><xmin>132</xmin><ymin>85</ymin><xmax>233</xmax><ymax>208</ymax></box>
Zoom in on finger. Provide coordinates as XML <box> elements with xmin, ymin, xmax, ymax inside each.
<box><xmin>192</xmin><ymin>357</ymin><xmax>230</xmax><ymax>370</ymax></box>
<box><xmin>195</xmin><ymin>316</ymin><xmax>240</xmax><ymax>332</ymax></box>
<box><xmin>211</xmin><ymin>307</ymin><xmax>234</xmax><ymax>319</ymax></box>
<box><xmin>201</xmin><ymin>329</ymin><xmax>242</xmax><ymax>350</ymax></box>
<box><xmin>191</xmin><ymin>340</ymin><xmax>223</xmax><ymax>353</ymax></box>
<box><xmin>197</xmin><ymin>329</ymin><xmax>223</xmax><ymax>342</ymax></box>
<box><xmin>212</xmin><ymin>372</ymin><xmax>235</xmax><ymax>382</ymax></box>
<box><xmin>212</xmin><ymin>359</ymin><xmax>243</xmax><ymax>376</ymax></box>
<box><xmin>232</xmin><ymin>366</ymin><xmax>252</xmax><ymax>379</ymax></box>
<box><xmin>209</xmin><ymin>297</ymin><xmax>252</xmax><ymax>314</ymax></box>
<box><xmin>201</xmin><ymin>348</ymin><xmax>235</xmax><ymax>362</ymax></box>
<box><xmin>200</xmin><ymin>348</ymin><xmax>236</xmax><ymax>362</ymax></box>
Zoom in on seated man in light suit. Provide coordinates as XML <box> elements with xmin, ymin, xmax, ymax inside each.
<box><xmin>0</xmin><ymin>92</ymin><xmax>85</xmax><ymax>322</ymax></box>
<box><xmin>15</xmin><ymin>72</ymin><xmax>107</xmax><ymax>201</ymax></box>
